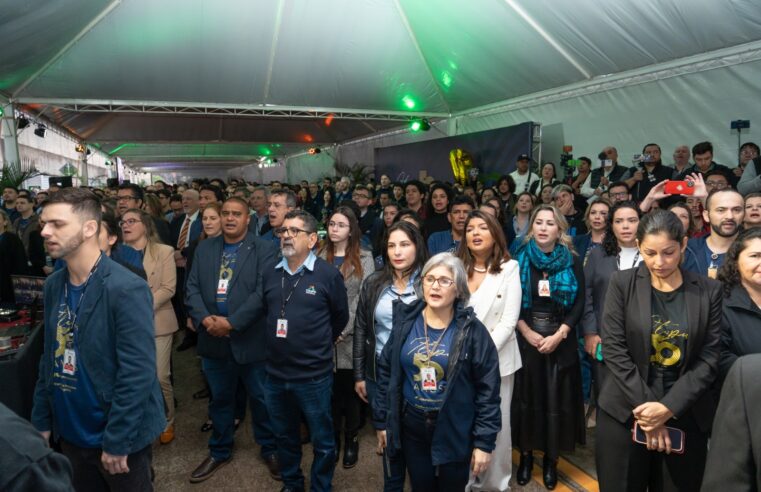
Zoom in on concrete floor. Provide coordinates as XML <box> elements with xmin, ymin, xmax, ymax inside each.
<box><xmin>152</xmin><ymin>339</ymin><xmax>599</xmax><ymax>491</ymax></box>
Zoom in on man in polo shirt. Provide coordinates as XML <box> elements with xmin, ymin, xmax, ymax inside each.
<box><xmin>427</xmin><ymin>195</ymin><xmax>475</xmax><ymax>255</ymax></box>
<box><xmin>262</xmin><ymin>210</ymin><xmax>349</xmax><ymax>492</ymax></box>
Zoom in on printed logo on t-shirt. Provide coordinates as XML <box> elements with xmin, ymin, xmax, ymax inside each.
<box><xmin>305</xmin><ymin>285</ymin><xmax>317</xmax><ymax>296</ymax></box>
<box><xmin>650</xmin><ymin>315</ymin><xmax>688</xmax><ymax>367</ymax></box>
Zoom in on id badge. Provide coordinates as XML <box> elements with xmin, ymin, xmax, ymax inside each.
<box><xmin>707</xmin><ymin>267</ymin><xmax>718</xmax><ymax>279</ymax></box>
<box><xmin>538</xmin><ymin>279</ymin><xmax>551</xmax><ymax>297</ymax></box>
<box><xmin>421</xmin><ymin>366</ymin><xmax>437</xmax><ymax>391</ymax></box>
<box><xmin>217</xmin><ymin>278</ymin><xmax>229</xmax><ymax>295</ymax></box>
<box><xmin>276</xmin><ymin>318</ymin><xmax>288</xmax><ymax>338</ymax></box>
<box><xmin>63</xmin><ymin>349</ymin><xmax>77</xmax><ymax>375</ymax></box>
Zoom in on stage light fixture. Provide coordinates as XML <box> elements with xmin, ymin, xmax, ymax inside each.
<box><xmin>18</xmin><ymin>117</ymin><xmax>30</xmax><ymax>129</ymax></box>
<box><xmin>34</xmin><ymin>124</ymin><xmax>46</xmax><ymax>138</ymax></box>
<box><xmin>308</xmin><ymin>147</ymin><xmax>321</xmax><ymax>155</ymax></box>
<box><xmin>75</xmin><ymin>143</ymin><xmax>86</xmax><ymax>153</ymax></box>
<box><xmin>409</xmin><ymin>118</ymin><xmax>430</xmax><ymax>132</ymax></box>
<box><xmin>0</xmin><ymin>106</ymin><xmax>3</xmax><ymax>117</ymax></box>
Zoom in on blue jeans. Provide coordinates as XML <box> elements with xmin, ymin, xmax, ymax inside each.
<box><xmin>366</xmin><ymin>378</ymin><xmax>406</xmax><ymax>492</ymax></box>
<box><xmin>202</xmin><ymin>358</ymin><xmax>276</xmax><ymax>461</ymax></box>
<box><xmin>265</xmin><ymin>373</ymin><xmax>335</xmax><ymax>491</ymax></box>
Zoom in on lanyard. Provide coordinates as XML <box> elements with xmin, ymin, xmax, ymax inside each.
<box><xmin>617</xmin><ymin>250</ymin><xmax>640</xmax><ymax>270</ymax></box>
<box><xmin>63</xmin><ymin>253</ymin><xmax>104</xmax><ymax>330</ymax></box>
<box><xmin>280</xmin><ymin>269</ymin><xmax>306</xmax><ymax>318</ymax></box>
<box><xmin>421</xmin><ymin>311</ymin><xmax>451</xmax><ymax>368</ymax></box>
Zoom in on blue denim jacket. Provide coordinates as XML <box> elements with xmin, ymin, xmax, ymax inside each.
<box><xmin>32</xmin><ymin>255</ymin><xmax>165</xmax><ymax>455</ymax></box>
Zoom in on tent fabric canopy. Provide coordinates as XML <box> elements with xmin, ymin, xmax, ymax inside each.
<box><xmin>2</xmin><ymin>0</ymin><xmax>761</xmax><ymax>171</ymax></box>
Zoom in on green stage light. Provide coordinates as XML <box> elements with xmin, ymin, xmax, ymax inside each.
<box><xmin>402</xmin><ymin>95</ymin><xmax>417</xmax><ymax>110</ymax></box>
<box><xmin>409</xmin><ymin>118</ymin><xmax>430</xmax><ymax>133</ymax></box>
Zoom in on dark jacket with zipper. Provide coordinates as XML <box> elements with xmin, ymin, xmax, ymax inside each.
<box><xmin>352</xmin><ymin>271</ymin><xmax>393</xmax><ymax>382</ymax></box>
<box><xmin>372</xmin><ymin>299</ymin><xmax>501</xmax><ymax>465</ymax></box>
<box><xmin>719</xmin><ymin>285</ymin><xmax>761</xmax><ymax>382</ymax></box>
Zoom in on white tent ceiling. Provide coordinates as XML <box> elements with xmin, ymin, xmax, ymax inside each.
<box><xmin>2</xmin><ymin>0</ymin><xmax>761</xmax><ymax>171</ymax></box>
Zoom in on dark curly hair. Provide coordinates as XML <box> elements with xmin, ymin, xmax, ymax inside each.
<box><xmin>717</xmin><ymin>227</ymin><xmax>761</xmax><ymax>297</ymax></box>
<box><xmin>602</xmin><ymin>200</ymin><xmax>641</xmax><ymax>256</ymax></box>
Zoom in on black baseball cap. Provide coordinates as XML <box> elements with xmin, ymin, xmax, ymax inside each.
<box><xmin>517</xmin><ymin>154</ymin><xmax>530</xmax><ymax>161</ymax></box>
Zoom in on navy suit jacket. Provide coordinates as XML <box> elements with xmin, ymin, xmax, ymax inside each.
<box><xmin>32</xmin><ymin>255</ymin><xmax>165</xmax><ymax>456</ymax></box>
<box><xmin>170</xmin><ymin>213</ymin><xmax>203</xmax><ymax>254</ymax></box>
<box><xmin>185</xmin><ymin>232</ymin><xmax>278</xmax><ymax>363</ymax></box>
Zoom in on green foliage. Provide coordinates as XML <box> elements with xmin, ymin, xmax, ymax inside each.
<box><xmin>0</xmin><ymin>161</ymin><xmax>41</xmax><ymax>189</ymax></box>
<box><xmin>333</xmin><ymin>161</ymin><xmax>374</xmax><ymax>184</ymax></box>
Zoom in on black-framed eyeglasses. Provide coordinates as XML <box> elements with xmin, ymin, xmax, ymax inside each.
<box><xmin>117</xmin><ymin>195</ymin><xmax>138</xmax><ymax>202</ymax></box>
<box><xmin>275</xmin><ymin>226</ymin><xmax>312</xmax><ymax>237</ymax></box>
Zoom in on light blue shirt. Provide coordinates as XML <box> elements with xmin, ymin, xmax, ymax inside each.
<box><xmin>374</xmin><ymin>270</ymin><xmax>419</xmax><ymax>357</ymax></box>
<box><xmin>276</xmin><ymin>250</ymin><xmax>317</xmax><ymax>275</ymax></box>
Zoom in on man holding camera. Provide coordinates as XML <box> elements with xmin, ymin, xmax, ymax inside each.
<box><xmin>622</xmin><ymin>143</ymin><xmax>674</xmax><ymax>202</ymax></box>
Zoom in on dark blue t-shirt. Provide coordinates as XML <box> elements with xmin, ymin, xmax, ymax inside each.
<box><xmin>401</xmin><ymin>315</ymin><xmax>456</xmax><ymax>411</ymax></box>
<box><xmin>216</xmin><ymin>241</ymin><xmax>242</xmax><ymax>316</ymax></box>
<box><xmin>333</xmin><ymin>256</ymin><xmax>345</xmax><ymax>268</ymax></box>
<box><xmin>51</xmin><ymin>281</ymin><xmax>106</xmax><ymax>448</ymax></box>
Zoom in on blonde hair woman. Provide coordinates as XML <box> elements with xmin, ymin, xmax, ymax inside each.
<box><xmin>121</xmin><ymin>208</ymin><xmax>179</xmax><ymax>444</ymax></box>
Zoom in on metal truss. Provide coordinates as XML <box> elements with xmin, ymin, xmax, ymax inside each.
<box><xmin>14</xmin><ymin>99</ymin><xmax>448</xmax><ymax>122</ymax></box>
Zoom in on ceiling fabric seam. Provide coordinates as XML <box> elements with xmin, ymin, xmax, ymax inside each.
<box><xmin>262</xmin><ymin>0</ymin><xmax>286</xmax><ymax>103</ymax></box>
<box><xmin>392</xmin><ymin>0</ymin><xmax>451</xmax><ymax>115</ymax></box>
<box><xmin>455</xmin><ymin>39</ymin><xmax>761</xmax><ymax>118</ymax></box>
<box><xmin>501</xmin><ymin>0</ymin><xmax>591</xmax><ymax>79</ymax></box>
<box><xmin>11</xmin><ymin>0</ymin><xmax>122</xmax><ymax>99</ymax></box>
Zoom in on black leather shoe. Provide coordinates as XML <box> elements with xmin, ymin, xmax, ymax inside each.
<box><xmin>189</xmin><ymin>456</ymin><xmax>229</xmax><ymax>483</ymax></box>
<box><xmin>200</xmin><ymin>420</ymin><xmax>213</xmax><ymax>432</ymax></box>
<box><xmin>343</xmin><ymin>433</ymin><xmax>359</xmax><ymax>469</ymax></box>
<box><xmin>517</xmin><ymin>451</ymin><xmax>533</xmax><ymax>486</ymax></box>
<box><xmin>264</xmin><ymin>454</ymin><xmax>282</xmax><ymax>481</ymax></box>
<box><xmin>543</xmin><ymin>456</ymin><xmax>557</xmax><ymax>490</ymax></box>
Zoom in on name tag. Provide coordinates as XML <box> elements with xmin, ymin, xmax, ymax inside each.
<box><xmin>217</xmin><ymin>278</ymin><xmax>229</xmax><ymax>295</ymax></box>
<box><xmin>63</xmin><ymin>349</ymin><xmax>77</xmax><ymax>375</ymax></box>
<box><xmin>538</xmin><ymin>279</ymin><xmax>551</xmax><ymax>297</ymax></box>
<box><xmin>707</xmin><ymin>266</ymin><xmax>718</xmax><ymax>279</ymax></box>
<box><xmin>421</xmin><ymin>366</ymin><xmax>437</xmax><ymax>392</ymax></box>
<box><xmin>276</xmin><ymin>319</ymin><xmax>288</xmax><ymax>338</ymax></box>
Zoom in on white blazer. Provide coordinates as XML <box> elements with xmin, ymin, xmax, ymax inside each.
<box><xmin>468</xmin><ymin>259</ymin><xmax>522</xmax><ymax>377</ymax></box>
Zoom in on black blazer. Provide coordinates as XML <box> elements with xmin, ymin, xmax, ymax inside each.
<box><xmin>599</xmin><ymin>264</ymin><xmax>722</xmax><ymax>432</ymax></box>
<box><xmin>702</xmin><ymin>354</ymin><xmax>761</xmax><ymax>491</ymax></box>
<box><xmin>580</xmin><ymin>247</ymin><xmax>618</xmax><ymax>336</ymax></box>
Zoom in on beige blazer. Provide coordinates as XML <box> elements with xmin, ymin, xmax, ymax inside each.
<box><xmin>468</xmin><ymin>259</ymin><xmax>522</xmax><ymax>377</ymax></box>
<box><xmin>143</xmin><ymin>242</ymin><xmax>178</xmax><ymax>337</ymax></box>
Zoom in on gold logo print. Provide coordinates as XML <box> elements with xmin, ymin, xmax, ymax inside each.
<box><xmin>649</xmin><ymin>316</ymin><xmax>687</xmax><ymax>367</ymax></box>
<box><xmin>412</xmin><ymin>352</ymin><xmax>445</xmax><ymax>382</ymax></box>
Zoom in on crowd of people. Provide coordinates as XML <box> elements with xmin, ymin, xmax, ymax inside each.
<box><xmin>3</xmin><ymin>139</ymin><xmax>761</xmax><ymax>491</ymax></box>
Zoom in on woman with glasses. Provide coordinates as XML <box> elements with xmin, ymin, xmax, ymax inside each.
<box><xmin>458</xmin><ymin>211</ymin><xmax>521</xmax><ymax>492</ymax></box>
<box><xmin>120</xmin><ymin>208</ymin><xmax>179</xmax><ymax>444</ymax></box>
<box><xmin>512</xmin><ymin>204</ymin><xmax>586</xmax><ymax>490</ymax></box>
<box><xmin>596</xmin><ymin>210</ymin><xmax>721</xmax><ymax>491</ymax></box>
<box><xmin>318</xmin><ymin>206</ymin><xmax>374</xmax><ymax>468</ymax></box>
<box><xmin>374</xmin><ymin>253</ymin><xmax>501</xmax><ymax>491</ymax></box>
<box><xmin>354</xmin><ymin>220</ymin><xmax>428</xmax><ymax>490</ymax></box>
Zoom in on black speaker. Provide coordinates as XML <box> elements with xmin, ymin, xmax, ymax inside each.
<box><xmin>106</xmin><ymin>178</ymin><xmax>119</xmax><ymax>188</ymax></box>
<box><xmin>48</xmin><ymin>176</ymin><xmax>73</xmax><ymax>188</ymax></box>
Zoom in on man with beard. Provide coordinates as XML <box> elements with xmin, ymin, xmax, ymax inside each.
<box><xmin>623</xmin><ymin>143</ymin><xmax>674</xmax><ymax>202</ymax></box>
<box><xmin>185</xmin><ymin>197</ymin><xmax>279</xmax><ymax>483</ymax></box>
<box><xmin>32</xmin><ymin>188</ymin><xmax>164</xmax><ymax>490</ymax></box>
<box><xmin>262</xmin><ymin>210</ymin><xmax>349</xmax><ymax>492</ymax></box>
<box><xmin>684</xmin><ymin>189</ymin><xmax>744</xmax><ymax>278</ymax></box>
<box><xmin>427</xmin><ymin>195</ymin><xmax>475</xmax><ymax>254</ymax></box>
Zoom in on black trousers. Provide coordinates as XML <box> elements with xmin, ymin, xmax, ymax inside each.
<box><xmin>60</xmin><ymin>441</ymin><xmax>153</xmax><ymax>492</ymax></box>
<box><xmin>332</xmin><ymin>369</ymin><xmax>361</xmax><ymax>437</ymax></box>
<box><xmin>401</xmin><ymin>405</ymin><xmax>469</xmax><ymax>492</ymax></box>
<box><xmin>595</xmin><ymin>408</ymin><xmax>707</xmax><ymax>492</ymax></box>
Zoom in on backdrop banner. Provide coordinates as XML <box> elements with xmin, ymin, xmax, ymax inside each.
<box><xmin>374</xmin><ymin>122</ymin><xmax>534</xmax><ymax>184</ymax></box>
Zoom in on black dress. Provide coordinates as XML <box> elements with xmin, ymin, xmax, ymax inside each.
<box><xmin>512</xmin><ymin>255</ymin><xmax>586</xmax><ymax>459</ymax></box>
